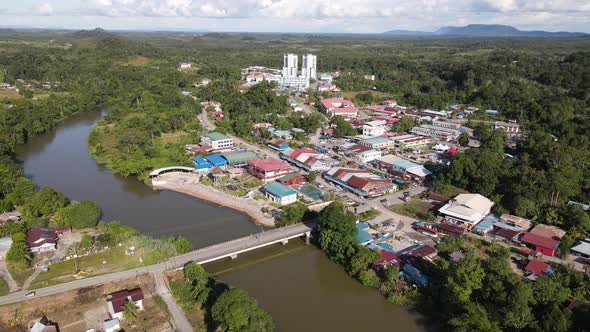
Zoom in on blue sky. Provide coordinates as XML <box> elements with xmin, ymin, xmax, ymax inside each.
<box><xmin>1</xmin><ymin>0</ymin><xmax>589</xmax><ymax>33</ymax></box>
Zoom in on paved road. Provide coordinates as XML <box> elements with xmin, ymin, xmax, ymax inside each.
<box><xmin>153</xmin><ymin>272</ymin><xmax>194</xmax><ymax>332</ymax></box>
<box><xmin>0</xmin><ymin>222</ymin><xmax>314</xmax><ymax>306</ymax></box>
<box><xmin>0</xmin><ymin>260</ymin><xmax>18</xmax><ymax>292</ymax></box>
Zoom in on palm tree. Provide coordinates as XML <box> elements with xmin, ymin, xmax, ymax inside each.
<box><xmin>122</xmin><ymin>300</ymin><xmax>140</xmax><ymax>321</ymax></box>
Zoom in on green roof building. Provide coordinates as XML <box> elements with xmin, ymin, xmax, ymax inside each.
<box><xmin>221</xmin><ymin>150</ymin><xmax>258</xmax><ymax>166</ymax></box>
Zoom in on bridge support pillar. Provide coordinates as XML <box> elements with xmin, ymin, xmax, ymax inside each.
<box><xmin>281</xmin><ymin>239</ymin><xmax>289</xmax><ymax>245</ymax></box>
<box><xmin>230</xmin><ymin>254</ymin><xmax>238</xmax><ymax>260</ymax></box>
<box><xmin>305</xmin><ymin>231</ymin><xmax>311</xmax><ymax>245</ymax></box>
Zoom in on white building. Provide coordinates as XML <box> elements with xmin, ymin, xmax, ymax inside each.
<box><xmin>179</xmin><ymin>63</ymin><xmax>192</xmax><ymax>70</ymax></box>
<box><xmin>283</xmin><ymin>53</ymin><xmax>298</xmax><ymax>77</ymax></box>
<box><xmin>356</xmin><ymin>149</ymin><xmax>382</xmax><ymax>163</ymax></box>
<box><xmin>438</xmin><ymin>193</ymin><xmax>494</xmax><ymax>229</ymax></box>
<box><xmin>362</xmin><ymin>120</ymin><xmax>388</xmax><ymax>136</ymax></box>
<box><xmin>280</xmin><ymin>75</ymin><xmax>309</xmax><ymax>90</ymax></box>
<box><xmin>200</xmin><ymin>132</ymin><xmax>234</xmax><ymax>151</ymax></box>
<box><xmin>262</xmin><ymin>182</ymin><xmax>298</xmax><ymax>206</ymax></box>
<box><xmin>301</xmin><ymin>54</ymin><xmax>317</xmax><ymax>79</ymax></box>
<box><xmin>493</xmin><ymin>121</ymin><xmax>521</xmax><ymax>137</ymax></box>
<box><xmin>107</xmin><ymin>289</ymin><xmax>144</xmax><ymax>320</ymax></box>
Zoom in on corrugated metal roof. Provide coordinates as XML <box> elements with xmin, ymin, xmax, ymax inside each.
<box><xmin>262</xmin><ymin>182</ymin><xmax>297</xmax><ymax>198</ymax></box>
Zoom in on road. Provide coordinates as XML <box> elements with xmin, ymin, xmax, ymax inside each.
<box><xmin>0</xmin><ymin>222</ymin><xmax>314</xmax><ymax>306</ymax></box>
<box><xmin>153</xmin><ymin>272</ymin><xmax>193</xmax><ymax>332</ymax></box>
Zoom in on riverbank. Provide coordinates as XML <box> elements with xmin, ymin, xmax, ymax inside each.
<box><xmin>152</xmin><ymin>173</ymin><xmax>276</xmax><ymax>227</ymax></box>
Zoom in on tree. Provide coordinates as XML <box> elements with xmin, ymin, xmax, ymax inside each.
<box><xmin>22</xmin><ymin>186</ymin><xmax>68</xmax><ymax>219</ymax></box>
<box><xmin>449</xmin><ymin>303</ymin><xmax>501</xmax><ymax>332</ymax></box>
<box><xmin>502</xmin><ymin>282</ymin><xmax>535</xmax><ymax>330</ymax></box>
<box><xmin>5</xmin><ymin>232</ymin><xmax>31</xmax><ymax>269</ymax></box>
<box><xmin>392</xmin><ymin>116</ymin><xmax>418</xmax><ymax>133</ymax></box>
<box><xmin>175</xmin><ymin>236</ymin><xmax>192</xmax><ymax>254</ymax></box>
<box><xmin>211</xmin><ymin>288</ymin><xmax>274</xmax><ymax>332</ymax></box>
<box><xmin>278</xmin><ymin>202</ymin><xmax>307</xmax><ymax>226</ymax></box>
<box><xmin>348</xmin><ymin>246</ymin><xmax>378</xmax><ymax>278</ymax></box>
<box><xmin>446</xmin><ymin>254</ymin><xmax>485</xmax><ymax>304</ymax></box>
<box><xmin>122</xmin><ymin>300</ymin><xmax>140</xmax><ymax>321</ymax></box>
<box><xmin>79</xmin><ymin>235</ymin><xmax>94</xmax><ymax>251</ymax></box>
<box><xmin>534</xmin><ymin>304</ymin><xmax>569</xmax><ymax>332</ymax></box>
<box><xmin>184</xmin><ymin>261</ymin><xmax>209</xmax><ymax>292</ymax></box>
<box><xmin>307</xmin><ymin>171</ymin><xmax>317</xmax><ymax>183</ymax></box>
<box><xmin>316</xmin><ymin>202</ymin><xmax>358</xmax><ymax>264</ymax></box>
<box><xmin>331</xmin><ymin>116</ymin><xmax>357</xmax><ymax>137</ymax></box>
<box><xmin>532</xmin><ymin>275</ymin><xmax>571</xmax><ymax>306</ymax></box>
<box><xmin>458</xmin><ymin>131</ymin><xmax>469</xmax><ymax>146</ymax></box>
<box><xmin>56</xmin><ymin>200</ymin><xmax>101</xmax><ymax>229</ymax></box>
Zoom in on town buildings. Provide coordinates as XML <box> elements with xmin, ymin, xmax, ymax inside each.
<box><xmin>0</xmin><ymin>211</ymin><xmax>22</xmax><ymax>225</ymax></box>
<box><xmin>375</xmin><ymin>155</ymin><xmax>432</xmax><ymax>182</ymax></box>
<box><xmin>262</xmin><ymin>182</ymin><xmax>298</xmax><ymax>206</ymax></box>
<box><xmin>520</xmin><ymin>224</ymin><xmax>566</xmax><ymax>256</ymax></box>
<box><xmin>362</xmin><ymin>120</ymin><xmax>388</xmax><ymax>136</ymax></box>
<box><xmin>319</xmin><ymin>98</ymin><xmax>358</xmax><ymax>118</ymax></box>
<box><xmin>26</xmin><ymin>226</ymin><xmax>71</xmax><ymax>253</ymax></box>
<box><xmin>247</xmin><ymin>158</ymin><xmax>292</xmax><ymax>182</ymax></box>
<box><xmin>355</xmin><ymin>149</ymin><xmax>382</xmax><ymax>164</ymax></box>
<box><xmin>107</xmin><ymin>288</ymin><xmax>144</xmax><ymax>320</ymax></box>
<box><xmin>283</xmin><ymin>53</ymin><xmax>298</xmax><ymax>77</ymax></box>
<box><xmin>324</xmin><ymin>167</ymin><xmax>396</xmax><ymax>197</ymax></box>
<box><xmin>388</xmin><ymin>133</ymin><xmax>432</xmax><ymax>149</ymax></box>
<box><xmin>301</xmin><ymin>53</ymin><xmax>317</xmax><ymax>79</ymax></box>
<box><xmin>493</xmin><ymin>121</ymin><xmax>522</xmax><ymax>137</ymax></box>
<box><xmin>438</xmin><ymin>193</ymin><xmax>494</xmax><ymax>229</ymax></box>
<box><xmin>280</xmin><ymin>148</ymin><xmax>335</xmax><ymax>171</ymax></box>
<box><xmin>200</xmin><ymin>132</ymin><xmax>234</xmax><ymax>152</ymax></box>
<box><xmin>411</xmin><ymin>124</ymin><xmax>462</xmax><ymax>141</ymax></box>
<box><xmin>360</xmin><ymin>137</ymin><xmax>395</xmax><ymax>150</ymax></box>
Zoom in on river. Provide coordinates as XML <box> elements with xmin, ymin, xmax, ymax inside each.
<box><xmin>15</xmin><ymin>111</ymin><xmax>428</xmax><ymax>332</ymax></box>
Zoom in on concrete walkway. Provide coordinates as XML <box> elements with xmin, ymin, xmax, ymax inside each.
<box><xmin>153</xmin><ymin>272</ymin><xmax>194</xmax><ymax>332</ymax></box>
<box><xmin>0</xmin><ymin>260</ymin><xmax>19</xmax><ymax>292</ymax></box>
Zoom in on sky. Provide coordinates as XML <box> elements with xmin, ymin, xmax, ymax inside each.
<box><xmin>1</xmin><ymin>0</ymin><xmax>589</xmax><ymax>33</ymax></box>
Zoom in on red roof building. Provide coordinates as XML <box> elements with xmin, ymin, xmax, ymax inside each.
<box><xmin>425</xmin><ymin>193</ymin><xmax>450</xmax><ymax>205</ymax></box>
<box><xmin>247</xmin><ymin>158</ymin><xmax>292</xmax><ymax>182</ymax></box>
<box><xmin>319</xmin><ymin>98</ymin><xmax>358</xmax><ymax>118</ymax></box>
<box><xmin>437</xmin><ymin>222</ymin><xmax>466</xmax><ymax>236</ymax></box>
<box><xmin>525</xmin><ymin>260</ymin><xmax>554</xmax><ymax>277</ymax></box>
<box><xmin>277</xmin><ymin>172</ymin><xmax>307</xmax><ymax>186</ymax></box>
<box><xmin>107</xmin><ymin>288</ymin><xmax>145</xmax><ymax>320</ymax></box>
<box><xmin>520</xmin><ymin>232</ymin><xmax>560</xmax><ymax>256</ymax></box>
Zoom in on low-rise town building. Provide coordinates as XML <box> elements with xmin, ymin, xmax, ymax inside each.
<box><xmin>247</xmin><ymin>158</ymin><xmax>292</xmax><ymax>182</ymax></box>
<box><xmin>438</xmin><ymin>193</ymin><xmax>494</xmax><ymax>229</ymax></box>
<box><xmin>107</xmin><ymin>288</ymin><xmax>144</xmax><ymax>320</ymax></box>
<box><xmin>375</xmin><ymin>155</ymin><xmax>432</xmax><ymax>182</ymax></box>
<box><xmin>280</xmin><ymin>148</ymin><xmax>335</xmax><ymax>171</ymax></box>
<box><xmin>200</xmin><ymin>132</ymin><xmax>234</xmax><ymax>152</ymax></box>
<box><xmin>324</xmin><ymin>167</ymin><xmax>396</xmax><ymax>198</ymax></box>
<box><xmin>320</xmin><ymin>98</ymin><xmax>358</xmax><ymax>118</ymax></box>
<box><xmin>261</xmin><ymin>182</ymin><xmax>298</xmax><ymax>206</ymax></box>
<box><xmin>355</xmin><ymin>149</ymin><xmax>382</xmax><ymax>164</ymax></box>
<box><xmin>493</xmin><ymin>121</ymin><xmax>522</xmax><ymax>137</ymax></box>
<box><xmin>411</xmin><ymin>124</ymin><xmax>462</xmax><ymax>141</ymax></box>
<box><xmin>26</xmin><ymin>226</ymin><xmax>71</xmax><ymax>253</ymax></box>
<box><xmin>360</xmin><ymin>137</ymin><xmax>395</xmax><ymax>150</ymax></box>
<box><xmin>362</xmin><ymin>120</ymin><xmax>388</xmax><ymax>136</ymax></box>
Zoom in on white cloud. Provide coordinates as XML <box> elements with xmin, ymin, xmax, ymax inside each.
<box><xmin>36</xmin><ymin>2</ymin><xmax>54</xmax><ymax>15</ymax></box>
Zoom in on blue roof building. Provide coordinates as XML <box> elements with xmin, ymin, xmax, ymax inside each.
<box><xmin>205</xmin><ymin>154</ymin><xmax>228</xmax><ymax>167</ymax></box>
<box><xmin>192</xmin><ymin>157</ymin><xmax>213</xmax><ymax>170</ymax></box>
<box><xmin>401</xmin><ymin>264</ymin><xmax>429</xmax><ymax>287</ymax></box>
<box><xmin>473</xmin><ymin>214</ymin><xmax>499</xmax><ymax>234</ymax></box>
<box><xmin>262</xmin><ymin>182</ymin><xmax>298</xmax><ymax>206</ymax></box>
<box><xmin>355</xmin><ymin>230</ymin><xmax>373</xmax><ymax>245</ymax></box>
<box><xmin>356</xmin><ymin>222</ymin><xmax>370</xmax><ymax>231</ymax></box>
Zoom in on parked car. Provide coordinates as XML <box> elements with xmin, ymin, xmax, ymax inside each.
<box><xmin>25</xmin><ymin>291</ymin><xmax>36</xmax><ymax>297</ymax></box>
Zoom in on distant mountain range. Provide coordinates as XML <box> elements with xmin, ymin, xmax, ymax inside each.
<box><xmin>384</xmin><ymin>24</ymin><xmax>588</xmax><ymax>37</ymax></box>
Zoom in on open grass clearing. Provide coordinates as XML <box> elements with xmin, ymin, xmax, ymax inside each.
<box><xmin>390</xmin><ymin>198</ymin><xmax>436</xmax><ymax>221</ymax></box>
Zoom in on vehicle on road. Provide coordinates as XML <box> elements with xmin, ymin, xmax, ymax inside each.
<box><xmin>25</xmin><ymin>291</ymin><xmax>36</xmax><ymax>297</ymax></box>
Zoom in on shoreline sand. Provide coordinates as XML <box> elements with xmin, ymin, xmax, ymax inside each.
<box><xmin>151</xmin><ymin>173</ymin><xmax>276</xmax><ymax>227</ymax></box>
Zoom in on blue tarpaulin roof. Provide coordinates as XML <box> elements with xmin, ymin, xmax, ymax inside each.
<box><xmin>355</xmin><ymin>230</ymin><xmax>373</xmax><ymax>244</ymax></box>
<box><xmin>206</xmin><ymin>154</ymin><xmax>228</xmax><ymax>167</ymax></box>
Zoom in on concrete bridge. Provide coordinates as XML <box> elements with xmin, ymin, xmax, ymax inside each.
<box><xmin>0</xmin><ymin>222</ymin><xmax>316</xmax><ymax>306</ymax></box>
<box><xmin>149</xmin><ymin>166</ymin><xmax>195</xmax><ymax>178</ymax></box>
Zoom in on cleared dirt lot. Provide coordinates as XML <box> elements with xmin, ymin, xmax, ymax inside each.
<box><xmin>0</xmin><ymin>274</ymin><xmax>172</xmax><ymax>332</ymax></box>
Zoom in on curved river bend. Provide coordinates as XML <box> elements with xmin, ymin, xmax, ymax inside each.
<box><xmin>16</xmin><ymin>111</ymin><xmax>428</xmax><ymax>332</ymax></box>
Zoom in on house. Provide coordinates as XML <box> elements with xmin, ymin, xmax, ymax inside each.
<box><xmin>318</xmin><ymin>83</ymin><xmax>339</xmax><ymax>92</ymax></box>
<box><xmin>400</xmin><ymin>264</ymin><xmax>429</xmax><ymax>288</ymax></box>
<box><xmin>107</xmin><ymin>288</ymin><xmax>144</xmax><ymax>320</ymax></box>
<box><xmin>525</xmin><ymin>260</ymin><xmax>555</xmax><ymax>278</ymax></box>
<box><xmin>375</xmin><ymin>155</ymin><xmax>432</xmax><ymax>182</ymax></box>
<box><xmin>493</xmin><ymin>214</ymin><xmax>532</xmax><ymax>231</ymax></box>
<box><xmin>355</xmin><ymin>149</ymin><xmax>382</xmax><ymax>163</ymax></box>
<box><xmin>247</xmin><ymin>158</ymin><xmax>292</xmax><ymax>182</ymax></box>
<box><xmin>382</xmin><ymin>100</ymin><xmax>397</xmax><ymax>107</ymax></box>
<box><xmin>520</xmin><ymin>233</ymin><xmax>560</xmax><ymax>256</ymax></box>
<box><xmin>402</xmin><ymin>245</ymin><xmax>437</xmax><ymax>262</ymax></box>
<box><xmin>319</xmin><ymin>98</ymin><xmax>358</xmax><ymax>118</ymax></box>
<box><xmin>425</xmin><ymin>193</ymin><xmax>450</xmax><ymax>205</ymax></box>
<box><xmin>529</xmin><ymin>224</ymin><xmax>566</xmax><ymax>240</ymax></box>
<box><xmin>277</xmin><ymin>172</ymin><xmax>308</xmax><ymax>186</ymax></box>
<box><xmin>192</xmin><ymin>157</ymin><xmax>213</xmax><ymax>171</ymax></box>
<box><xmin>280</xmin><ymin>148</ymin><xmax>335</xmax><ymax>171</ymax></box>
<box><xmin>324</xmin><ymin>167</ymin><xmax>396</xmax><ymax>198</ymax></box>
<box><xmin>373</xmin><ymin>250</ymin><xmax>401</xmax><ymax>270</ymax></box>
<box><xmin>200</xmin><ymin>132</ymin><xmax>234</xmax><ymax>152</ymax></box>
<box><xmin>261</xmin><ymin>182</ymin><xmax>298</xmax><ymax>206</ymax></box>
<box><xmin>485</xmin><ymin>109</ymin><xmax>500</xmax><ymax>115</ymax></box>
<box><xmin>30</xmin><ymin>316</ymin><xmax>58</xmax><ymax>332</ymax></box>
<box><xmin>438</xmin><ymin>193</ymin><xmax>494</xmax><ymax>229</ymax></box>
<box><xmin>268</xmin><ymin>140</ymin><xmax>290</xmax><ymax>151</ymax></box>
<box><xmin>570</xmin><ymin>239</ymin><xmax>590</xmax><ymax>258</ymax></box>
<box><xmin>491</xmin><ymin>228</ymin><xmax>522</xmax><ymax>242</ymax></box>
<box><xmin>104</xmin><ymin>318</ymin><xmax>121</xmax><ymax>332</ymax></box>
<box><xmin>494</xmin><ymin>121</ymin><xmax>521</xmax><ymax>136</ymax></box>
<box><xmin>362</xmin><ymin>120</ymin><xmax>388</xmax><ymax>136</ymax></box>
<box><xmin>26</xmin><ymin>227</ymin><xmax>70</xmax><ymax>253</ymax></box>
<box><xmin>0</xmin><ymin>211</ymin><xmax>22</xmax><ymax>225</ymax></box>
<box><xmin>360</xmin><ymin>137</ymin><xmax>395</xmax><ymax>150</ymax></box>
<box><xmin>437</xmin><ymin>222</ymin><xmax>466</xmax><ymax>236</ymax></box>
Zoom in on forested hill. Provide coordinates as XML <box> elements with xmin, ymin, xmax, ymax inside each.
<box><xmin>384</xmin><ymin>24</ymin><xmax>588</xmax><ymax>37</ymax></box>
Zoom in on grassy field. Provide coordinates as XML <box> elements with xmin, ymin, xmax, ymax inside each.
<box><xmin>358</xmin><ymin>209</ymin><xmax>381</xmax><ymax>221</ymax></box>
<box><xmin>0</xmin><ymin>89</ymin><xmax>21</xmax><ymax>98</ymax></box>
<box><xmin>433</xmin><ymin>185</ymin><xmax>468</xmax><ymax>198</ymax></box>
<box><xmin>29</xmin><ymin>246</ymin><xmax>144</xmax><ymax>289</ymax></box>
<box><xmin>0</xmin><ymin>278</ymin><xmax>9</xmax><ymax>296</ymax></box>
<box><xmin>390</xmin><ymin>198</ymin><xmax>436</xmax><ymax>221</ymax></box>
<box><xmin>7</xmin><ymin>266</ymin><xmax>35</xmax><ymax>288</ymax></box>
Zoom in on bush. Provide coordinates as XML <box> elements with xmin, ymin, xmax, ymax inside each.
<box><xmin>56</xmin><ymin>200</ymin><xmax>101</xmax><ymax>229</ymax></box>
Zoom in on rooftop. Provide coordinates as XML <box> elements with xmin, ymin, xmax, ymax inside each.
<box><xmin>262</xmin><ymin>182</ymin><xmax>297</xmax><ymax>198</ymax></box>
<box><xmin>521</xmin><ymin>232</ymin><xmax>560</xmax><ymax>250</ymax></box>
<box><xmin>248</xmin><ymin>158</ymin><xmax>291</xmax><ymax>172</ymax></box>
<box><xmin>362</xmin><ymin>137</ymin><xmax>393</xmax><ymax>145</ymax></box>
<box><xmin>204</xmin><ymin>132</ymin><xmax>231</xmax><ymax>141</ymax></box>
<box><xmin>438</xmin><ymin>193</ymin><xmax>494</xmax><ymax>223</ymax></box>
